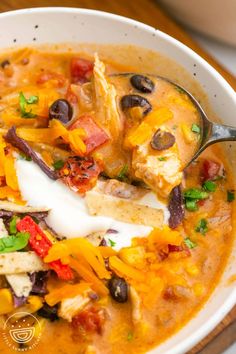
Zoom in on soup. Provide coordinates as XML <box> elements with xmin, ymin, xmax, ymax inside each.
<box><xmin>0</xmin><ymin>45</ymin><xmax>234</xmax><ymax>354</ymax></box>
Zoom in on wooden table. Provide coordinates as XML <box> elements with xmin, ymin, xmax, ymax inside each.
<box><xmin>0</xmin><ymin>1</ymin><xmax>235</xmax><ymax>353</ymax></box>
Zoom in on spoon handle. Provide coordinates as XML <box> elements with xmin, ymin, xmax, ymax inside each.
<box><xmin>210</xmin><ymin>122</ymin><xmax>236</xmax><ymax>142</ymax></box>
<box><xmin>188</xmin><ymin>121</ymin><xmax>236</xmax><ymax>166</ymax></box>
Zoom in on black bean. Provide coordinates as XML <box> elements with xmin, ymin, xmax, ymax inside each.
<box><xmin>120</xmin><ymin>94</ymin><xmax>152</xmax><ymax>116</ymax></box>
<box><xmin>37</xmin><ymin>303</ymin><xmax>59</xmax><ymax>322</ymax></box>
<box><xmin>1</xmin><ymin>60</ymin><xmax>10</xmax><ymax>69</ymax></box>
<box><xmin>49</xmin><ymin>99</ymin><xmax>73</xmax><ymax>124</ymax></box>
<box><xmin>151</xmin><ymin>129</ymin><xmax>175</xmax><ymax>151</ymax></box>
<box><xmin>130</xmin><ymin>74</ymin><xmax>154</xmax><ymax>93</ymax></box>
<box><xmin>108</xmin><ymin>276</ymin><xmax>128</xmax><ymax>303</ymax></box>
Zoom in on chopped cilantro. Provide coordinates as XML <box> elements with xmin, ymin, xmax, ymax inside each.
<box><xmin>53</xmin><ymin>160</ymin><xmax>64</xmax><ymax>170</ymax></box>
<box><xmin>203</xmin><ymin>180</ymin><xmax>217</xmax><ymax>192</ymax></box>
<box><xmin>108</xmin><ymin>239</ymin><xmax>116</xmax><ymax>247</ymax></box>
<box><xmin>19</xmin><ymin>152</ymin><xmax>32</xmax><ymax>161</ymax></box>
<box><xmin>19</xmin><ymin>92</ymin><xmax>38</xmax><ymax>118</ymax></box>
<box><xmin>9</xmin><ymin>216</ymin><xmax>18</xmax><ymax>234</ymax></box>
<box><xmin>227</xmin><ymin>190</ymin><xmax>235</xmax><ymax>203</ymax></box>
<box><xmin>158</xmin><ymin>157</ymin><xmax>166</xmax><ymax>161</ymax></box>
<box><xmin>117</xmin><ymin>164</ymin><xmax>129</xmax><ymax>182</ymax></box>
<box><xmin>127</xmin><ymin>331</ymin><xmax>134</xmax><ymax>341</ymax></box>
<box><xmin>184</xmin><ymin>188</ymin><xmax>208</xmax><ymax>200</ymax></box>
<box><xmin>184</xmin><ymin>237</ymin><xmax>197</xmax><ymax>249</ymax></box>
<box><xmin>184</xmin><ymin>188</ymin><xmax>209</xmax><ymax>212</ymax></box>
<box><xmin>195</xmin><ymin>218</ymin><xmax>208</xmax><ymax>235</ymax></box>
<box><xmin>191</xmin><ymin>124</ymin><xmax>201</xmax><ymax>134</ymax></box>
<box><xmin>185</xmin><ymin>199</ymin><xmax>198</xmax><ymax>211</ymax></box>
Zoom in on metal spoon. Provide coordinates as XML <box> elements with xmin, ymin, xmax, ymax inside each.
<box><xmin>111</xmin><ymin>73</ymin><xmax>236</xmax><ymax>166</ymax></box>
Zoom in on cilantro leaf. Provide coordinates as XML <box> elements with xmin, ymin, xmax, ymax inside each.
<box><xmin>108</xmin><ymin>239</ymin><xmax>116</xmax><ymax>247</ymax></box>
<box><xmin>19</xmin><ymin>92</ymin><xmax>38</xmax><ymax>118</ymax></box>
<box><xmin>158</xmin><ymin>157</ymin><xmax>166</xmax><ymax>161</ymax></box>
<box><xmin>117</xmin><ymin>164</ymin><xmax>129</xmax><ymax>182</ymax></box>
<box><xmin>195</xmin><ymin>218</ymin><xmax>208</xmax><ymax>235</ymax></box>
<box><xmin>9</xmin><ymin>216</ymin><xmax>18</xmax><ymax>234</ymax></box>
<box><xmin>0</xmin><ymin>232</ymin><xmax>30</xmax><ymax>253</ymax></box>
<box><xmin>203</xmin><ymin>180</ymin><xmax>217</xmax><ymax>192</ymax></box>
<box><xmin>227</xmin><ymin>190</ymin><xmax>235</xmax><ymax>203</ymax></box>
<box><xmin>191</xmin><ymin>124</ymin><xmax>201</xmax><ymax>134</ymax></box>
<box><xmin>53</xmin><ymin>160</ymin><xmax>64</xmax><ymax>170</ymax></box>
<box><xmin>184</xmin><ymin>237</ymin><xmax>197</xmax><ymax>249</ymax></box>
<box><xmin>185</xmin><ymin>199</ymin><xmax>198</xmax><ymax>211</ymax></box>
<box><xmin>184</xmin><ymin>188</ymin><xmax>208</xmax><ymax>200</ymax></box>
<box><xmin>127</xmin><ymin>331</ymin><xmax>133</xmax><ymax>341</ymax></box>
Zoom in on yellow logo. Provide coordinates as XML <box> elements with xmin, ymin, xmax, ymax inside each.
<box><xmin>2</xmin><ymin>312</ymin><xmax>41</xmax><ymax>351</ymax></box>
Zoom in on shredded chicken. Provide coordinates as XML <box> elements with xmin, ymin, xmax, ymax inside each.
<box><xmin>97</xmin><ymin>179</ymin><xmax>147</xmax><ymax>200</ymax></box>
<box><xmin>132</xmin><ymin>129</ymin><xmax>183</xmax><ymax>198</ymax></box>
<box><xmin>93</xmin><ymin>54</ymin><xmax>122</xmax><ymax>140</ymax></box>
<box><xmin>130</xmin><ymin>286</ymin><xmax>142</xmax><ymax>325</ymax></box>
<box><xmin>59</xmin><ymin>291</ymin><xmax>91</xmax><ymax>322</ymax></box>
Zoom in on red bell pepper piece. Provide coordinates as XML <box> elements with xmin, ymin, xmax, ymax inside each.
<box><xmin>69</xmin><ymin>115</ymin><xmax>110</xmax><ymax>154</ymax></box>
<box><xmin>70</xmin><ymin>58</ymin><xmax>93</xmax><ymax>84</ymax></box>
<box><xmin>17</xmin><ymin>216</ymin><xmax>73</xmax><ymax>281</ymax></box>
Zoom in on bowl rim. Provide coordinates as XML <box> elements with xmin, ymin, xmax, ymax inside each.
<box><xmin>0</xmin><ymin>7</ymin><xmax>236</xmax><ymax>354</ymax></box>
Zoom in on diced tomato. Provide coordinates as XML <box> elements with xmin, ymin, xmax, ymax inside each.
<box><xmin>36</xmin><ymin>70</ymin><xmax>66</xmax><ymax>87</ymax></box>
<box><xmin>72</xmin><ymin>307</ymin><xmax>106</xmax><ymax>334</ymax></box>
<box><xmin>168</xmin><ymin>244</ymin><xmax>191</xmax><ymax>256</ymax></box>
<box><xmin>58</xmin><ymin>156</ymin><xmax>102</xmax><ymax>194</ymax></box>
<box><xmin>69</xmin><ymin>115</ymin><xmax>110</xmax><ymax>154</ymax></box>
<box><xmin>201</xmin><ymin>159</ymin><xmax>220</xmax><ymax>182</ymax></box>
<box><xmin>70</xmin><ymin>58</ymin><xmax>93</xmax><ymax>84</ymax></box>
<box><xmin>17</xmin><ymin>216</ymin><xmax>74</xmax><ymax>280</ymax></box>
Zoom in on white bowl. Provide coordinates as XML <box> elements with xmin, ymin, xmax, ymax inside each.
<box><xmin>0</xmin><ymin>7</ymin><xmax>235</xmax><ymax>354</ymax></box>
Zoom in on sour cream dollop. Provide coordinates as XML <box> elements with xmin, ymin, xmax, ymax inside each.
<box><xmin>16</xmin><ymin>160</ymin><xmax>169</xmax><ymax>250</ymax></box>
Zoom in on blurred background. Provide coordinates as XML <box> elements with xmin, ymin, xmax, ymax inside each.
<box><xmin>158</xmin><ymin>0</ymin><xmax>236</xmax><ymax>76</ymax></box>
<box><xmin>0</xmin><ymin>0</ymin><xmax>235</xmax><ymax>353</ymax></box>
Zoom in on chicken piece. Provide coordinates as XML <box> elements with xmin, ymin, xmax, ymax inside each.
<box><xmin>132</xmin><ymin>129</ymin><xmax>183</xmax><ymax>198</ymax></box>
<box><xmin>6</xmin><ymin>273</ymin><xmax>32</xmax><ymax>297</ymax></box>
<box><xmin>59</xmin><ymin>291</ymin><xmax>91</xmax><ymax>322</ymax></box>
<box><xmin>130</xmin><ymin>286</ymin><xmax>142</xmax><ymax>325</ymax></box>
<box><xmin>97</xmin><ymin>179</ymin><xmax>147</xmax><ymax>200</ymax></box>
<box><xmin>93</xmin><ymin>54</ymin><xmax>122</xmax><ymax>140</ymax></box>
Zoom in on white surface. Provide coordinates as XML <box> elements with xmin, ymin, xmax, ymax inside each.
<box><xmin>190</xmin><ymin>31</ymin><xmax>236</xmax><ymax>76</ymax></box>
<box><xmin>0</xmin><ymin>7</ymin><xmax>236</xmax><ymax>354</ymax></box>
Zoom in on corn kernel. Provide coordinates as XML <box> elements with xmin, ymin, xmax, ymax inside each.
<box><xmin>0</xmin><ymin>288</ymin><xmax>14</xmax><ymax>315</ymax></box>
<box><xmin>193</xmin><ymin>283</ymin><xmax>205</xmax><ymax>296</ymax></box>
<box><xmin>186</xmin><ymin>264</ymin><xmax>199</xmax><ymax>276</ymax></box>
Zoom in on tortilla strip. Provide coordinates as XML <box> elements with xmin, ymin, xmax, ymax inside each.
<box><xmin>85</xmin><ymin>190</ymin><xmax>163</xmax><ymax>228</ymax></box>
<box><xmin>0</xmin><ymin>251</ymin><xmax>47</xmax><ymax>274</ymax></box>
<box><xmin>0</xmin><ymin>200</ymin><xmax>50</xmax><ymax>213</ymax></box>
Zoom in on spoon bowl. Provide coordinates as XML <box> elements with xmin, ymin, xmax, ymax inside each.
<box><xmin>112</xmin><ymin>73</ymin><xmax>236</xmax><ymax>166</ymax></box>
